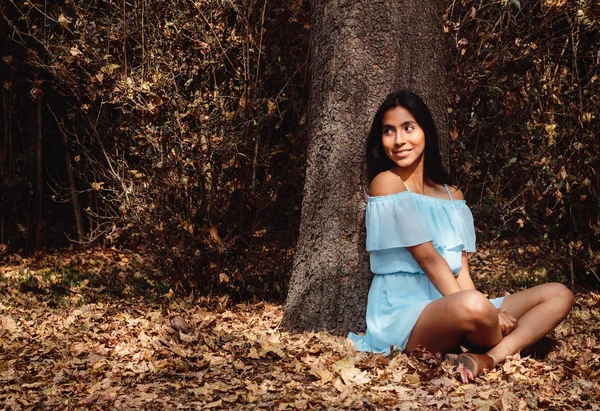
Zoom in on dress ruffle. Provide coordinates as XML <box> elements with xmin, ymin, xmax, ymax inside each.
<box><xmin>366</xmin><ymin>192</ymin><xmax>476</xmax><ymax>275</ymax></box>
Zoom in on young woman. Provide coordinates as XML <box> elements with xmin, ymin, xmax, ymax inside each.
<box><xmin>348</xmin><ymin>90</ymin><xmax>574</xmax><ymax>377</ymax></box>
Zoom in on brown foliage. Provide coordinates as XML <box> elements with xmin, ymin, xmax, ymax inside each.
<box><xmin>1</xmin><ymin>0</ymin><xmax>599</xmax><ymax>294</ymax></box>
<box><xmin>1</xmin><ymin>0</ymin><xmax>310</xmax><ymax>295</ymax></box>
<box><xmin>447</xmin><ymin>0</ymin><xmax>600</xmax><ymax>287</ymax></box>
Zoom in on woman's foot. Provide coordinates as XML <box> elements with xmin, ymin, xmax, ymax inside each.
<box><xmin>456</xmin><ymin>353</ymin><xmax>495</xmax><ymax>377</ymax></box>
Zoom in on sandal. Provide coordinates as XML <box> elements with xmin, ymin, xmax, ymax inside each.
<box><xmin>456</xmin><ymin>353</ymin><xmax>495</xmax><ymax>377</ymax></box>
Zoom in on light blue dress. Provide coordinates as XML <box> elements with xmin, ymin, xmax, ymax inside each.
<box><xmin>348</xmin><ymin>185</ymin><xmax>505</xmax><ymax>354</ymax></box>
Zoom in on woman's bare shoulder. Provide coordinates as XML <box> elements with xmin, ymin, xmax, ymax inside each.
<box><xmin>449</xmin><ymin>185</ymin><xmax>465</xmax><ymax>200</ymax></box>
<box><xmin>430</xmin><ymin>183</ymin><xmax>464</xmax><ymax>200</ymax></box>
<box><xmin>369</xmin><ymin>171</ymin><xmax>408</xmax><ymax>197</ymax></box>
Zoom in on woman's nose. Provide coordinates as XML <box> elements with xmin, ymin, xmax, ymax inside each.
<box><xmin>395</xmin><ymin>132</ymin><xmax>406</xmax><ymax>145</ymax></box>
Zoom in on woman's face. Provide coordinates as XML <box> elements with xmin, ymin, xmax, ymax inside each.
<box><xmin>381</xmin><ymin>106</ymin><xmax>426</xmax><ymax>170</ymax></box>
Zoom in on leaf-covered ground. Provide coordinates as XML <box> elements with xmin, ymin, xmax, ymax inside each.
<box><xmin>0</xmin><ymin>248</ymin><xmax>599</xmax><ymax>410</ymax></box>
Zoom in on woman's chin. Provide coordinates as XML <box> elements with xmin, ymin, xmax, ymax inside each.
<box><xmin>394</xmin><ymin>157</ymin><xmax>420</xmax><ymax>169</ymax></box>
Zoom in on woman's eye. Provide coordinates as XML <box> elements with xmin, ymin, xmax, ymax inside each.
<box><xmin>405</xmin><ymin>125</ymin><xmax>414</xmax><ymax>132</ymax></box>
<box><xmin>383</xmin><ymin>128</ymin><xmax>393</xmax><ymax>135</ymax></box>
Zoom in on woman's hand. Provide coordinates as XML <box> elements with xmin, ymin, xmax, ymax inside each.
<box><xmin>497</xmin><ymin>309</ymin><xmax>517</xmax><ymax>336</ymax></box>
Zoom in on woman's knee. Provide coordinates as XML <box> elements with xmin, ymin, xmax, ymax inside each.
<box><xmin>545</xmin><ymin>282</ymin><xmax>574</xmax><ymax>312</ymax></box>
<box><xmin>454</xmin><ymin>290</ymin><xmax>498</xmax><ymax>328</ymax></box>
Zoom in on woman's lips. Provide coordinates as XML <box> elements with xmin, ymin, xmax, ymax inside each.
<box><xmin>393</xmin><ymin>149</ymin><xmax>412</xmax><ymax>155</ymax></box>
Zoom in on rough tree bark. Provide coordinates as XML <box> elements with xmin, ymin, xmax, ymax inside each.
<box><xmin>283</xmin><ymin>0</ymin><xmax>448</xmax><ymax>334</ymax></box>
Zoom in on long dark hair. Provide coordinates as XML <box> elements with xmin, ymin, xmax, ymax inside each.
<box><xmin>366</xmin><ymin>89</ymin><xmax>451</xmax><ymax>185</ymax></box>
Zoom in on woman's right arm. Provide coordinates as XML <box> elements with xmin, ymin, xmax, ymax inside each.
<box><xmin>408</xmin><ymin>243</ymin><xmax>463</xmax><ymax>296</ymax></box>
<box><xmin>456</xmin><ymin>252</ymin><xmax>476</xmax><ymax>290</ymax></box>
<box><xmin>369</xmin><ymin>173</ymin><xmax>464</xmax><ymax>296</ymax></box>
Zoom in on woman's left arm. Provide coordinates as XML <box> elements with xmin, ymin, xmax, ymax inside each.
<box><xmin>456</xmin><ymin>251</ymin><xmax>476</xmax><ymax>290</ymax></box>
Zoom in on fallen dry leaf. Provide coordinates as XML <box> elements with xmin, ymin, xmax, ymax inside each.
<box><xmin>0</xmin><ymin>315</ymin><xmax>17</xmax><ymax>333</ymax></box>
<box><xmin>457</xmin><ymin>362</ymin><xmax>474</xmax><ymax>383</ymax></box>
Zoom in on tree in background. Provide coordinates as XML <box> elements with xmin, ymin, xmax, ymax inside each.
<box><xmin>283</xmin><ymin>0</ymin><xmax>449</xmax><ymax>333</ymax></box>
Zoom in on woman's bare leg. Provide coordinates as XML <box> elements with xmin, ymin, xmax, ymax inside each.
<box><xmin>485</xmin><ymin>283</ymin><xmax>573</xmax><ymax>365</ymax></box>
<box><xmin>405</xmin><ymin>283</ymin><xmax>573</xmax><ymax>361</ymax></box>
<box><xmin>405</xmin><ymin>290</ymin><xmax>503</xmax><ymax>353</ymax></box>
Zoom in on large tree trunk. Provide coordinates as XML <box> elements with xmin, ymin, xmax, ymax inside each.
<box><xmin>283</xmin><ymin>0</ymin><xmax>448</xmax><ymax>334</ymax></box>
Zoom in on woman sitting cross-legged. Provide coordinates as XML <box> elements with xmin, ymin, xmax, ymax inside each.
<box><xmin>348</xmin><ymin>90</ymin><xmax>574</xmax><ymax>377</ymax></box>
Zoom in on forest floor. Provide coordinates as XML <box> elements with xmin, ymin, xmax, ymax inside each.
<box><xmin>0</xmin><ymin>247</ymin><xmax>599</xmax><ymax>410</ymax></box>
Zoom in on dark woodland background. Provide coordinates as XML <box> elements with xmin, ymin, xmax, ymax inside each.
<box><xmin>1</xmin><ymin>0</ymin><xmax>599</xmax><ymax>296</ymax></box>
